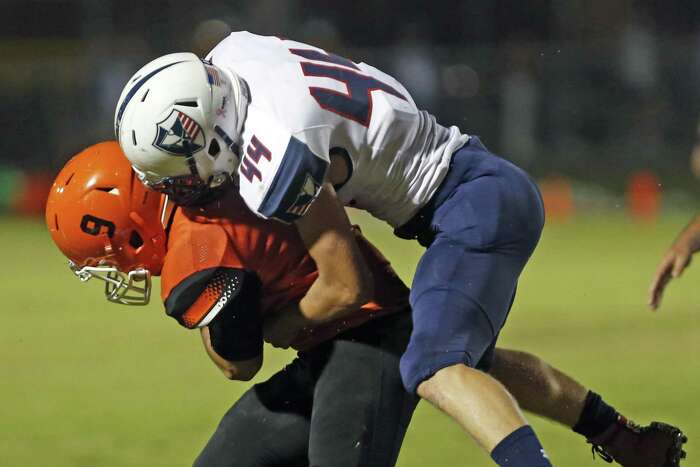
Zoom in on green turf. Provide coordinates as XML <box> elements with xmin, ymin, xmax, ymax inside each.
<box><xmin>2</xmin><ymin>212</ymin><xmax>698</xmax><ymax>466</ymax></box>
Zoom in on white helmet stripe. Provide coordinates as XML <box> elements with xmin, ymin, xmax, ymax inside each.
<box><xmin>115</xmin><ymin>60</ymin><xmax>186</xmax><ymax>136</ymax></box>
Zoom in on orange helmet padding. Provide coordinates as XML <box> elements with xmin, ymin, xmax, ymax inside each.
<box><xmin>45</xmin><ymin>141</ymin><xmax>168</xmax><ymax>275</ymax></box>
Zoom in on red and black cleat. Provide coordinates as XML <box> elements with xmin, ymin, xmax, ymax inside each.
<box><xmin>588</xmin><ymin>416</ymin><xmax>687</xmax><ymax>466</ymax></box>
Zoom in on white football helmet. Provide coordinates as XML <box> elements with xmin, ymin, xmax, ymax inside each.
<box><xmin>115</xmin><ymin>52</ymin><xmax>249</xmax><ymax>205</ymax></box>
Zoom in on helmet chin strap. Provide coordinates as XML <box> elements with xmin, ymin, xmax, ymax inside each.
<box><xmin>189</xmin><ymin>67</ymin><xmax>249</xmax><ymax>187</ymax></box>
<box><xmin>129</xmin><ymin>211</ymin><xmax>166</xmax><ymax>252</ymax></box>
<box><xmin>230</xmin><ymin>73</ymin><xmax>250</xmax><ymax>138</ymax></box>
<box><xmin>214</xmin><ymin>67</ymin><xmax>250</xmax><ymax>152</ymax></box>
<box><xmin>101</xmin><ymin>233</ymin><xmax>115</xmax><ymax>257</ymax></box>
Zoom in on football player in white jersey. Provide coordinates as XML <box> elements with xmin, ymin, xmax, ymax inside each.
<box><xmin>114</xmin><ymin>32</ymin><xmax>684</xmax><ymax>467</ymax></box>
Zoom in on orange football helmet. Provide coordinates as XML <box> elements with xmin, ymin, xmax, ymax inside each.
<box><xmin>46</xmin><ymin>141</ymin><xmax>170</xmax><ymax>305</ymax></box>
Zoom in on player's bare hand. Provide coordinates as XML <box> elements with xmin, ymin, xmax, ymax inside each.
<box><xmin>648</xmin><ymin>245</ymin><xmax>692</xmax><ymax>310</ymax></box>
<box><xmin>263</xmin><ymin>307</ymin><xmax>308</xmax><ymax>349</ymax></box>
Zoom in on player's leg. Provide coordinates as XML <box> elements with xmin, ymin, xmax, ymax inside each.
<box><xmin>490</xmin><ymin>348</ymin><xmax>688</xmax><ymax>466</ymax></box>
<box><xmin>193</xmin><ymin>359</ymin><xmax>313</xmax><ymax>467</ymax></box>
<box><xmin>416</xmin><ymin>363</ymin><xmax>528</xmax><ymax>449</ymax></box>
<box><xmin>403</xmin><ymin>238</ymin><xmax>550</xmax><ymax>466</ymax></box>
<box><xmin>490</xmin><ymin>348</ymin><xmax>588</xmax><ymax>427</ymax></box>
<box><xmin>401</xmin><ymin>150</ymin><xmax>550</xmax><ymax>466</ymax></box>
<box><xmin>307</xmin><ymin>312</ymin><xmax>418</xmax><ymax>467</ymax></box>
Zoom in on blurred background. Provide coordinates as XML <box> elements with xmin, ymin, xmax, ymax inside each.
<box><xmin>5</xmin><ymin>0</ymin><xmax>700</xmax><ymax>215</ymax></box>
<box><xmin>2</xmin><ymin>1</ymin><xmax>700</xmax><ymax>466</ymax></box>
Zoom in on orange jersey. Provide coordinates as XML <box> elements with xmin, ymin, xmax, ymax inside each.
<box><xmin>160</xmin><ymin>193</ymin><xmax>409</xmax><ymax>350</ymax></box>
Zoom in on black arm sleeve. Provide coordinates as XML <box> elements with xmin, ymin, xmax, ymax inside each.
<box><xmin>165</xmin><ymin>267</ymin><xmax>263</xmax><ymax>361</ymax></box>
<box><xmin>208</xmin><ymin>270</ymin><xmax>263</xmax><ymax>361</ymax></box>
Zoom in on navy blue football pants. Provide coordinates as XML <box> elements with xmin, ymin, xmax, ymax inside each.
<box><xmin>396</xmin><ymin>137</ymin><xmax>545</xmax><ymax>394</ymax></box>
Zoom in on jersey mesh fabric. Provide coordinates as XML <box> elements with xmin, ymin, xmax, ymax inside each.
<box><xmin>180</xmin><ymin>269</ymin><xmax>240</xmax><ymax>328</ymax></box>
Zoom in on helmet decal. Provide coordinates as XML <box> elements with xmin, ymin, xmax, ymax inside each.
<box><xmin>153</xmin><ymin>109</ymin><xmax>205</xmax><ymax>156</ymax></box>
<box><xmin>204</xmin><ymin>64</ymin><xmax>224</xmax><ymax>87</ymax></box>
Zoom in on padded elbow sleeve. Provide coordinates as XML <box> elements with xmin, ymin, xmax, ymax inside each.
<box><xmin>165</xmin><ymin>267</ymin><xmax>263</xmax><ymax>361</ymax></box>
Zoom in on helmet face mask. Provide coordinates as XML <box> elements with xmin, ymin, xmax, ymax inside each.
<box><xmin>142</xmin><ymin>170</ymin><xmax>233</xmax><ymax>207</ymax></box>
<box><xmin>70</xmin><ymin>261</ymin><xmax>151</xmax><ymax>306</ymax></box>
<box><xmin>115</xmin><ymin>53</ymin><xmax>248</xmax><ymax>205</ymax></box>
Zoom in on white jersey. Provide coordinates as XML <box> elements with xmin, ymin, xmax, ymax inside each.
<box><xmin>207</xmin><ymin>32</ymin><xmax>469</xmax><ymax>227</ymax></box>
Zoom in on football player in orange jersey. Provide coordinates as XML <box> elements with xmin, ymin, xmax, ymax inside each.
<box><xmin>47</xmin><ymin>141</ymin><xmax>417</xmax><ymax>467</ymax></box>
<box><xmin>47</xmin><ymin>142</ymin><xmax>686</xmax><ymax>467</ymax></box>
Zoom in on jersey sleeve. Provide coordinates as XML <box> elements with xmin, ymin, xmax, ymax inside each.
<box><xmin>238</xmin><ymin>107</ymin><xmax>330</xmax><ymax>223</ymax></box>
<box><xmin>164</xmin><ymin>267</ymin><xmax>264</xmax><ymax>361</ymax></box>
<box><xmin>160</xmin><ymin>210</ymin><xmax>264</xmax><ymax>360</ymax></box>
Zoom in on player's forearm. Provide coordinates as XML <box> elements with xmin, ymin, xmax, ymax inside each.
<box><xmin>296</xmin><ymin>183</ymin><xmax>374</xmax><ymax>321</ymax></box>
<box><xmin>304</xmin><ymin>243</ymin><xmax>374</xmax><ymax>321</ymax></box>
<box><xmin>298</xmin><ymin>273</ymin><xmax>369</xmax><ymax>323</ymax></box>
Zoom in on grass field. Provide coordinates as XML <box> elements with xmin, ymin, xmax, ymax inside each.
<box><xmin>2</xmin><ymin>211</ymin><xmax>699</xmax><ymax>466</ymax></box>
